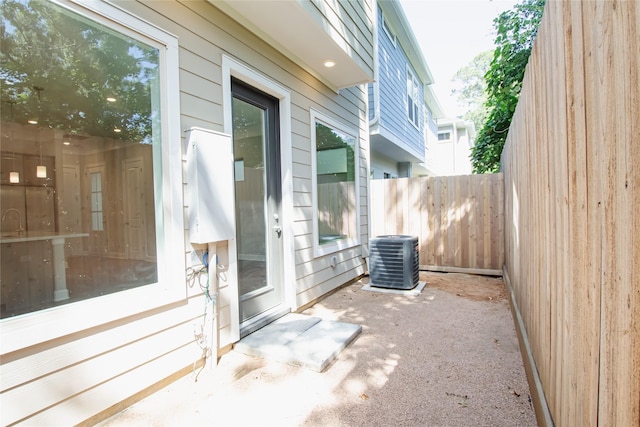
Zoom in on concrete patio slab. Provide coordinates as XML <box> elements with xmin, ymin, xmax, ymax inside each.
<box><xmin>361</xmin><ymin>280</ymin><xmax>427</xmax><ymax>296</ymax></box>
<box><xmin>234</xmin><ymin>313</ymin><xmax>362</xmax><ymax>372</ymax></box>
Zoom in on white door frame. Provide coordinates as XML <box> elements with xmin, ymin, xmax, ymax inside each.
<box><xmin>221</xmin><ymin>54</ymin><xmax>294</xmax><ymax>344</ymax></box>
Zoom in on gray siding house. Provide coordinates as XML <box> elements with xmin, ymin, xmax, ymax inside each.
<box><xmin>368</xmin><ymin>1</ymin><xmax>443</xmax><ymax>179</ymax></box>
<box><xmin>0</xmin><ymin>0</ymin><xmax>374</xmax><ymax>424</ymax></box>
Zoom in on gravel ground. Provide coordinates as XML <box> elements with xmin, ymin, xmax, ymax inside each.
<box><xmin>98</xmin><ymin>271</ymin><xmax>537</xmax><ymax>427</ymax></box>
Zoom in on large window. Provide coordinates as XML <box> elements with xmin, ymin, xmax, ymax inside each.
<box><xmin>0</xmin><ymin>0</ymin><xmax>176</xmax><ymax>319</ymax></box>
<box><xmin>311</xmin><ymin>111</ymin><xmax>359</xmax><ymax>256</ymax></box>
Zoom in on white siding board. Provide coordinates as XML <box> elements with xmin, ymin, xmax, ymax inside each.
<box><xmin>292</xmin><ymin>191</ymin><xmax>312</xmax><ymax>208</ymax></box>
<box><xmin>179</xmin><ymin>116</ymin><xmax>221</xmax><ymax>137</ymax></box>
<box><xmin>292</xmin><ymin>211</ymin><xmax>312</xmax><ymax>228</ymax></box>
<box><xmin>293</xmin><ymin>176</ymin><xmax>312</xmax><ymax>193</ymax></box>
<box><xmin>21</xmin><ymin>344</ymin><xmax>197</xmax><ymax>426</ymax></box>
<box><xmin>291</xmin><ymin>119</ymin><xmax>310</xmax><ymax>142</ymax></box>
<box><xmin>178</xmin><ymin>52</ymin><xmax>220</xmax><ymax>86</ymax></box>
<box><xmin>291</xmin><ymin>147</ymin><xmax>310</xmax><ymax>165</ymax></box>
<box><xmin>296</xmin><ymin>268</ymin><xmax>363</xmax><ymax>304</ymax></box>
<box><xmin>3</xmin><ymin>322</ymin><xmax>201</xmax><ymax>425</ymax></box>
<box><xmin>294</xmin><ymin>233</ymin><xmax>314</xmax><ymax>250</ymax></box>
<box><xmin>1</xmin><ymin>296</ymin><xmax>203</xmax><ymax>392</ymax></box>
<box><xmin>1</xmin><ymin>0</ymin><xmax>370</xmax><ymax>423</ymax></box>
<box><xmin>179</xmin><ymin>57</ymin><xmax>221</xmax><ymax>93</ymax></box>
<box><xmin>292</xmin><ymin>162</ymin><xmax>312</xmax><ymax>179</ymax></box>
<box><xmin>293</xmin><ymin>219</ymin><xmax>313</xmax><ymax>237</ymax></box>
<box><xmin>291</xmin><ymin>103</ymin><xmax>311</xmax><ymax>125</ymax></box>
<box><xmin>291</xmin><ymin>135</ymin><xmax>310</xmax><ymax>154</ymax></box>
<box><xmin>296</xmin><ymin>248</ymin><xmax>361</xmax><ymax>279</ymax></box>
<box><xmin>180</xmin><ymin>93</ymin><xmax>222</xmax><ymax>123</ymax></box>
<box><xmin>299</xmin><ymin>249</ymin><xmax>362</xmax><ymax>281</ymax></box>
<box><xmin>295</xmin><ymin>247</ymin><xmax>315</xmax><ymax>265</ymax></box>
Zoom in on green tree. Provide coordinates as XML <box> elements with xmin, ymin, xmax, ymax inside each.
<box><xmin>451</xmin><ymin>50</ymin><xmax>493</xmax><ymax>132</ymax></box>
<box><xmin>471</xmin><ymin>0</ymin><xmax>546</xmax><ymax>173</ymax></box>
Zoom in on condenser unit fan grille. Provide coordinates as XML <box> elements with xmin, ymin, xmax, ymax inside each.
<box><xmin>369</xmin><ymin>235</ymin><xmax>419</xmax><ymax>290</ymax></box>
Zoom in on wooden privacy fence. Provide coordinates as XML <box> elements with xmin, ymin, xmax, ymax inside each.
<box><xmin>370</xmin><ymin>174</ymin><xmax>503</xmax><ymax>275</ymax></box>
<box><xmin>502</xmin><ymin>1</ymin><xmax>639</xmax><ymax>426</ymax></box>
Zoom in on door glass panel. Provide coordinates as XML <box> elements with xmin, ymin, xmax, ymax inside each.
<box><xmin>232</xmin><ymin>97</ymin><xmax>268</xmax><ymax>296</ymax></box>
<box><xmin>232</xmin><ymin>80</ymin><xmax>283</xmax><ymax>331</ymax></box>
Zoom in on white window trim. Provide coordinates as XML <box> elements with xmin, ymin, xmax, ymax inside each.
<box><xmin>438</xmin><ymin>131</ymin><xmax>453</xmax><ymax>143</ymax></box>
<box><xmin>221</xmin><ymin>54</ymin><xmax>295</xmax><ymax>339</ymax></box>
<box><xmin>407</xmin><ymin>68</ymin><xmax>420</xmax><ymax>130</ymax></box>
<box><xmin>1</xmin><ymin>0</ymin><xmax>184</xmax><ymax>353</ymax></box>
<box><xmin>381</xmin><ymin>12</ymin><xmax>396</xmax><ymax>47</ymax></box>
<box><xmin>310</xmin><ymin>109</ymin><xmax>361</xmax><ymax>257</ymax></box>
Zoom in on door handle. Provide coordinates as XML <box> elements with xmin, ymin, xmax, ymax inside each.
<box><xmin>272</xmin><ymin>225</ymin><xmax>282</xmax><ymax>236</ymax></box>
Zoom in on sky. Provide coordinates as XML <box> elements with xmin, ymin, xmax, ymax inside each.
<box><xmin>398</xmin><ymin>0</ymin><xmax>519</xmax><ymax>118</ymax></box>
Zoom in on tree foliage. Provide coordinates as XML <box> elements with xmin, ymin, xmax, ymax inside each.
<box><xmin>451</xmin><ymin>50</ymin><xmax>493</xmax><ymax>132</ymax></box>
<box><xmin>1</xmin><ymin>0</ymin><xmax>158</xmax><ymax>143</ymax></box>
<box><xmin>471</xmin><ymin>0</ymin><xmax>546</xmax><ymax>173</ymax></box>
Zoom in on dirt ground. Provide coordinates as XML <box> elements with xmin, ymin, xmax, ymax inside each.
<box><xmin>422</xmin><ymin>271</ymin><xmax>508</xmax><ymax>302</ymax></box>
<box><xmin>99</xmin><ymin>271</ymin><xmax>536</xmax><ymax>427</ymax></box>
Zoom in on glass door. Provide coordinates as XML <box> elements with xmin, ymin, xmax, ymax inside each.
<box><xmin>231</xmin><ymin>79</ymin><xmax>285</xmax><ymax>336</ymax></box>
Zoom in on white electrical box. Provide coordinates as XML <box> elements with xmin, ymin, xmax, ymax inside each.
<box><xmin>185</xmin><ymin>127</ymin><xmax>235</xmax><ymax>244</ymax></box>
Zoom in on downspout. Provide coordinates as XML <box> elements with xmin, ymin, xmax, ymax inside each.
<box><xmin>364</xmin><ymin>3</ymin><xmax>381</xmax><ymax>275</ymax></box>
<box><xmin>370</xmin><ymin>5</ymin><xmax>381</xmax><ymax>128</ymax></box>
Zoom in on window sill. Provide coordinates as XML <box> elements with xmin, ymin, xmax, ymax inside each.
<box><xmin>314</xmin><ymin>237</ymin><xmax>360</xmax><ymax>257</ymax></box>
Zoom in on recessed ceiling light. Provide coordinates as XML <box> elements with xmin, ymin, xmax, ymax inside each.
<box><xmin>106</xmin><ymin>97</ymin><xmax>116</xmax><ymax>102</ymax></box>
<box><xmin>323</xmin><ymin>60</ymin><xmax>336</xmax><ymax>68</ymax></box>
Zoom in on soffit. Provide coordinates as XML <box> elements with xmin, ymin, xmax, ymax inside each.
<box><xmin>211</xmin><ymin>0</ymin><xmax>373</xmax><ymax>91</ymax></box>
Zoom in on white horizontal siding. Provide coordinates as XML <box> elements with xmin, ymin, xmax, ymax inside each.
<box><xmin>25</xmin><ymin>344</ymin><xmax>198</xmax><ymax>426</ymax></box>
<box><xmin>2</xmin><ymin>0</ymin><xmax>370</xmax><ymax>424</ymax></box>
<box><xmin>2</xmin><ymin>296</ymin><xmax>205</xmax><ymax>425</ymax></box>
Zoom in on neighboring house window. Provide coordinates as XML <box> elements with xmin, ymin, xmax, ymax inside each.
<box><xmin>381</xmin><ymin>13</ymin><xmax>397</xmax><ymax>47</ymax></box>
<box><xmin>438</xmin><ymin>132</ymin><xmax>452</xmax><ymax>141</ymax></box>
<box><xmin>0</xmin><ymin>0</ymin><xmax>181</xmax><ymax>319</ymax></box>
<box><xmin>311</xmin><ymin>110</ymin><xmax>360</xmax><ymax>256</ymax></box>
<box><xmin>407</xmin><ymin>69</ymin><xmax>420</xmax><ymax>128</ymax></box>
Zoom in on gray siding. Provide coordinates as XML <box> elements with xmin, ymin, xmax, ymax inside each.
<box><xmin>1</xmin><ymin>0</ymin><xmax>370</xmax><ymax>424</ymax></box>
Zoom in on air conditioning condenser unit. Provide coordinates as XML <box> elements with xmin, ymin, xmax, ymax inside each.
<box><xmin>369</xmin><ymin>235</ymin><xmax>419</xmax><ymax>290</ymax></box>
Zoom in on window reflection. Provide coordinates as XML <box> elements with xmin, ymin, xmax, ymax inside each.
<box><xmin>0</xmin><ymin>0</ymin><xmax>160</xmax><ymax>318</ymax></box>
<box><xmin>315</xmin><ymin>121</ymin><xmax>357</xmax><ymax>246</ymax></box>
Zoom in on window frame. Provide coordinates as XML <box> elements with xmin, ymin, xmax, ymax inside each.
<box><xmin>438</xmin><ymin>131</ymin><xmax>453</xmax><ymax>142</ymax></box>
<box><xmin>310</xmin><ymin>109</ymin><xmax>361</xmax><ymax>257</ymax></box>
<box><xmin>1</xmin><ymin>0</ymin><xmax>184</xmax><ymax>353</ymax></box>
<box><xmin>90</xmin><ymin>170</ymin><xmax>104</xmax><ymax>231</ymax></box>
<box><xmin>407</xmin><ymin>68</ymin><xmax>420</xmax><ymax>129</ymax></box>
<box><xmin>381</xmin><ymin>13</ymin><xmax>397</xmax><ymax>48</ymax></box>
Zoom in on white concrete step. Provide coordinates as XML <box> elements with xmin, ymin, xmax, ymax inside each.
<box><xmin>234</xmin><ymin>313</ymin><xmax>362</xmax><ymax>372</ymax></box>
